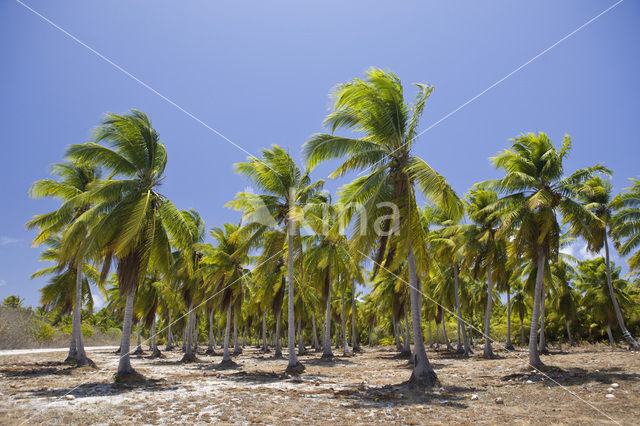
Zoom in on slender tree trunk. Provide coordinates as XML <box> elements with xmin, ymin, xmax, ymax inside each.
<box><xmin>606</xmin><ymin>323</ymin><xmax>616</xmax><ymax>347</ymax></box>
<box><xmin>150</xmin><ymin>315</ymin><xmax>161</xmax><ymax>357</ymax></box>
<box><xmin>194</xmin><ymin>314</ymin><xmax>199</xmax><ymax>350</ymax></box>
<box><xmin>528</xmin><ymin>247</ymin><xmax>545</xmax><ymax>367</ymax></box>
<box><xmin>166</xmin><ymin>310</ymin><xmax>173</xmax><ymax>351</ymax></box>
<box><xmin>116</xmin><ymin>289</ymin><xmax>138</xmax><ymax>378</ymax></box>
<box><xmin>66</xmin><ymin>327</ymin><xmax>77</xmax><ymax>362</ymax></box>
<box><xmin>442</xmin><ymin>308</ymin><xmax>454</xmax><ymax>351</ymax></box>
<box><xmin>297</xmin><ymin>317</ymin><xmax>307</xmax><ymax>355</ymax></box>
<box><xmin>520</xmin><ymin>316</ymin><xmax>525</xmax><ymax>346</ymax></box>
<box><xmin>566</xmin><ymin>319</ymin><xmax>574</xmax><ymax>346</ymax></box>
<box><xmin>394</xmin><ymin>320</ymin><xmax>403</xmax><ymax>351</ymax></box>
<box><xmin>407</xmin><ymin>245</ymin><xmax>437</xmax><ymax>387</ymax></box>
<box><xmin>539</xmin><ymin>279</ymin><xmax>547</xmax><ymax>353</ymax></box>
<box><xmin>286</xmin><ymin>231</ymin><xmax>302</xmax><ymax>372</ymax></box>
<box><xmin>428</xmin><ymin>321</ymin><xmax>433</xmax><ymax>348</ymax></box>
<box><xmin>233</xmin><ymin>306</ymin><xmax>242</xmax><ymax>355</ymax></box>
<box><xmin>505</xmin><ymin>284</ymin><xmax>514</xmax><ymax>350</ymax></box>
<box><xmin>604</xmin><ymin>237</ymin><xmax>640</xmax><ymax>349</ymax></box>
<box><xmin>483</xmin><ymin>267</ymin><xmax>494</xmax><ymax>358</ymax></box>
<box><xmin>262</xmin><ymin>311</ymin><xmax>269</xmax><ymax>352</ymax></box>
<box><xmin>341</xmin><ymin>290</ymin><xmax>351</xmax><ymax>355</ymax></box>
<box><xmin>68</xmin><ymin>264</ymin><xmax>89</xmax><ymax>364</ymax></box>
<box><xmin>369</xmin><ymin>321</ymin><xmax>374</xmax><ymax>347</ymax></box>
<box><xmin>136</xmin><ymin>320</ymin><xmax>142</xmax><ymax>352</ymax></box>
<box><xmin>434</xmin><ymin>318</ymin><xmax>440</xmax><ymax>349</ymax></box>
<box><xmin>322</xmin><ymin>286</ymin><xmax>334</xmax><ymax>359</ymax></box>
<box><xmin>351</xmin><ymin>282</ymin><xmax>361</xmax><ymax>352</ymax></box>
<box><xmin>453</xmin><ymin>265</ymin><xmax>471</xmax><ymax>355</ymax></box>
<box><xmin>181</xmin><ymin>302</ymin><xmax>197</xmax><ymax>362</ymax></box>
<box><xmin>403</xmin><ymin>307</ymin><xmax>411</xmax><ymax>355</ymax></box>
<box><xmin>312</xmin><ymin>312</ymin><xmax>319</xmax><ymax>351</ymax></box>
<box><xmin>274</xmin><ymin>308</ymin><xmax>282</xmax><ymax>358</ymax></box>
<box><xmin>206</xmin><ymin>310</ymin><xmax>215</xmax><ymax>355</ymax></box>
<box><xmin>221</xmin><ymin>305</ymin><xmax>232</xmax><ymax>362</ymax></box>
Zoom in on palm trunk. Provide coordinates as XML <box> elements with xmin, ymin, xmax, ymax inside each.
<box><xmin>351</xmin><ymin>282</ymin><xmax>360</xmax><ymax>351</ymax></box>
<box><xmin>434</xmin><ymin>319</ymin><xmax>440</xmax><ymax>349</ymax></box>
<box><xmin>194</xmin><ymin>315</ymin><xmax>199</xmax><ymax>350</ymax></box>
<box><xmin>407</xmin><ymin>245</ymin><xmax>437</xmax><ymax>387</ymax></box>
<box><xmin>136</xmin><ymin>320</ymin><xmax>142</xmax><ymax>352</ymax></box>
<box><xmin>322</xmin><ymin>286</ymin><xmax>334</xmax><ymax>359</ymax></box>
<box><xmin>262</xmin><ymin>311</ymin><xmax>269</xmax><ymax>352</ymax></box>
<box><xmin>442</xmin><ymin>308</ymin><xmax>454</xmax><ymax>351</ymax></box>
<box><xmin>297</xmin><ymin>317</ymin><xmax>307</xmax><ymax>355</ymax></box>
<box><xmin>286</xmin><ymin>231</ymin><xmax>302</xmax><ymax>372</ymax></box>
<box><xmin>428</xmin><ymin>321</ymin><xmax>433</xmax><ymax>347</ymax></box>
<box><xmin>528</xmin><ymin>247</ymin><xmax>545</xmax><ymax>367</ymax></box>
<box><xmin>604</xmin><ymin>237</ymin><xmax>640</xmax><ymax>349</ymax></box>
<box><xmin>150</xmin><ymin>315</ymin><xmax>161</xmax><ymax>357</ymax></box>
<box><xmin>206</xmin><ymin>310</ymin><xmax>215</xmax><ymax>354</ymax></box>
<box><xmin>341</xmin><ymin>290</ymin><xmax>351</xmax><ymax>355</ymax></box>
<box><xmin>483</xmin><ymin>267</ymin><xmax>494</xmax><ymax>357</ymax></box>
<box><xmin>520</xmin><ymin>316</ymin><xmax>525</xmax><ymax>346</ymax></box>
<box><xmin>116</xmin><ymin>289</ymin><xmax>137</xmax><ymax>377</ymax></box>
<box><xmin>566</xmin><ymin>319</ymin><xmax>574</xmax><ymax>346</ymax></box>
<box><xmin>222</xmin><ymin>305</ymin><xmax>232</xmax><ymax>362</ymax></box>
<box><xmin>312</xmin><ymin>312</ymin><xmax>319</xmax><ymax>350</ymax></box>
<box><xmin>453</xmin><ymin>265</ymin><xmax>471</xmax><ymax>355</ymax></box>
<box><xmin>233</xmin><ymin>306</ymin><xmax>242</xmax><ymax>355</ymax></box>
<box><xmin>539</xmin><ymin>280</ymin><xmax>547</xmax><ymax>353</ymax></box>
<box><xmin>274</xmin><ymin>308</ymin><xmax>282</xmax><ymax>357</ymax></box>
<box><xmin>403</xmin><ymin>307</ymin><xmax>411</xmax><ymax>355</ymax></box>
<box><xmin>505</xmin><ymin>284</ymin><xmax>514</xmax><ymax>350</ymax></box>
<box><xmin>166</xmin><ymin>310</ymin><xmax>174</xmax><ymax>351</ymax></box>
<box><xmin>606</xmin><ymin>323</ymin><xmax>615</xmax><ymax>347</ymax></box>
<box><xmin>394</xmin><ymin>320</ymin><xmax>403</xmax><ymax>351</ymax></box>
<box><xmin>68</xmin><ymin>264</ymin><xmax>89</xmax><ymax>364</ymax></box>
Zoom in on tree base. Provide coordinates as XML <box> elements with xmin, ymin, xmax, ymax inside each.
<box><xmin>261</xmin><ymin>347</ymin><xmax>271</xmax><ymax>354</ymax></box>
<box><xmin>66</xmin><ymin>356</ymin><xmax>97</xmax><ymax>368</ymax></box>
<box><xmin>408</xmin><ymin>368</ymin><xmax>439</xmax><ymax>389</ymax></box>
<box><xmin>217</xmin><ymin>359</ymin><xmax>238</xmax><ymax>369</ymax></box>
<box><xmin>205</xmin><ymin>348</ymin><xmax>216</xmax><ymax>355</ymax></box>
<box><xmin>399</xmin><ymin>349</ymin><xmax>412</xmax><ymax>358</ymax></box>
<box><xmin>505</xmin><ymin>343</ymin><xmax>515</xmax><ymax>351</ymax></box>
<box><xmin>113</xmin><ymin>369</ymin><xmax>146</xmax><ymax>384</ymax></box>
<box><xmin>114</xmin><ymin>347</ymin><xmax>121</xmax><ymax>354</ymax></box>
<box><xmin>273</xmin><ymin>351</ymin><xmax>283</xmax><ymax>359</ymax></box>
<box><xmin>180</xmin><ymin>353</ymin><xmax>198</xmax><ymax>363</ymax></box>
<box><xmin>132</xmin><ymin>347</ymin><xmax>145</xmax><ymax>356</ymax></box>
<box><xmin>320</xmin><ymin>353</ymin><xmax>334</xmax><ymax>361</ymax></box>
<box><xmin>165</xmin><ymin>345</ymin><xmax>174</xmax><ymax>351</ymax></box>
<box><xmin>150</xmin><ymin>349</ymin><xmax>163</xmax><ymax>358</ymax></box>
<box><xmin>353</xmin><ymin>345</ymin><xmax>363</xmax><ymax>353</ymax></box>
<box><xmin>298</xmin><ymin>348</ymin><xmax>308</xmax><ymax>356</ymax></box>
<box><xmin>285</xmin><ymin>362</ymin><xmax>305</xmax><ymax>375</ymax></box>
<box><xmin>233</xmin><ymin>348</ymin><xmax>243</xmax><ymax>356</ymax></box>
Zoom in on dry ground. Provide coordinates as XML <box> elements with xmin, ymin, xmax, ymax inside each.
<box><xmin>0</xmin><ymin>343</ymin><xmax>638</xmax><ymax>425</ymax></box>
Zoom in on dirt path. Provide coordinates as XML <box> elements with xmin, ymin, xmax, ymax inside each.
<box><xmin>0</xmin><ymin>344</ymin><xmax>638</xmax><ymax>424</ymax></box>
<box><xmin>0</xmin><ymin>346</ymin><xmax>118</xmax><ymax>357</ymax></box>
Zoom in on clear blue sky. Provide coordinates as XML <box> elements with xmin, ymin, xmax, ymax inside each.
<box><xmin>1</xmin><ymin>0</ymin><xmax>639</xmax><ymax>307</ymax></box>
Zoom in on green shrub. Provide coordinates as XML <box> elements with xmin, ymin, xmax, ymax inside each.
<box><xmin>378</xmin><ymin>337</ymin><xmax>394</xmax><ymax>346</ymax></box>
<box><xmin>106</xmin><ymin>327</ymin><xmax>121</xmax><ymax>340</ymax></box>
<box><xmin>31</xmin><ymin>321</ymin><xmax>56</xmax><ymax>343</ymax></box>
<box><xmin>81</xmin><ymin>324</ymin><xmax>94</xmax><ymax>338</ymax></box>
<box><xmin>59</xmin><ymin>324</ymin><xmax>73</xmax><ymax>336</ymax></box>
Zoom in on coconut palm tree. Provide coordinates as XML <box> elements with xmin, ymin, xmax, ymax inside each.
<box><xmin>510</xmin><ymin>282</ymin><xmax>528</xmax><ymax>346</ymax></box>
<box><xmin>550</xmin><ymin>259</ymin><xmax>578</xmax><ymax>346</ymax></box>
<box><xmin>63</xmin><ymin>110</ymin><xmax>191</xmax><ymax>382</ymax></box>
<box><xmin>27</xmin><ymin>161</ymin><xmax>101</xmax><ymax>366</ymax></box>
<box><xmin>581</xmin><ymin>176</ymin><xmax>640</xmax><ymax>349</ymax></box>
<box><xmin>227</xmin><ymin>145</ymin><xmax>323</xmax><ymax>374</ymax></box>
<box><xmin>612</xmin><ymin>176</ymin><xmax>640</xmax><ymax>278</ymax></box>
<box><xmin>304</xmin><ymin>68</ymin><xmax>462</xmax><ymax>387</ymax></box>
<box><xmin>489</xmin><ymin>132</ymin><xmax>606</xmax><ymax>367</ymax></box>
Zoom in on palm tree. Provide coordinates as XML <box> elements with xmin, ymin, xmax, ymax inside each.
<box><xmin>576</xmin><ymin>257</ymin><xmax>636</xmax><ymax>347</ymax></box>
<box><xmin>550</xmin><ymin>259</ymin><xmax>578</xmax><ymax>346</ymax></box>
<box><xmin>463</xmin><ymin>186</ymin><xmax>506</xmax><ymax>358</ymax></box>
<box><xmin>510</xmin><ymin>282</ymin><xmax>528</xmax><ymax>346</ymax></box>
<box><xmin>304</xmin><ymin>68</ymin><xmax>462</xmax><ymax>387</ymax></box>
<box><xmin>584</xmin><ymin>176</ymin><xmax>640</xmax><ymax>349</ymax></box>
<box><xmin>227</xmin><ymin>145</ymin><xmax>323</xmax><ymax>374</ymax></box>
<box><xmin>489</xmin><ymin>132</ymin><xmax>605</xmax><ymax>367</ymax></box>
<box><xmin>64</xmin><ymin>110</ymin><xmax>191</xmax><ymax>382</ymax></box>
<box><xmin>612</xmin><ymin>177</ymin><xmax>640</xmax><ymax>277</ymax></box>
<box><xmin>27</xmin><ymin>161</ymin><xmax>101</xmax><ymax>366</ymax></box>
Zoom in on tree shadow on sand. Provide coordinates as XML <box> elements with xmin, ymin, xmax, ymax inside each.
<box><xmin>332</xmin><ymin>382</ymin><xmax>478</xmax><ymax>409</ymax></box>
<box><xmin>501</xmin><ymin>365</ymin><xmax>640</xmax><ymax>387</ymax></box>
<box><xmin>26</xmin><ymin>379</ymin><xmax>179</xmax><ymax>400</ymax></box>
<box><xmin>0</xmin><ymin>362</ymin><xmax>95</xmax><ymax>380</ymax></box>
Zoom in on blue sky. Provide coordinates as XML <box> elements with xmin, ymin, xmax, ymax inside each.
<box><xmin>1</xmin><ymin>0</ymin><xmax>639</xmax><ymax>307</ymax></box>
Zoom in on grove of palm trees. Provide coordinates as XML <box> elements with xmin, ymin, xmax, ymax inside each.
<box><xmin>2</xmin><ymin>68</ymin><xmax>640</xmax><ymax>424</ymax></box>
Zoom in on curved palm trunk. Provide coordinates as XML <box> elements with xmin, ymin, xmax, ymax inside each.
<box><xmin>566</xmin><ymin>319</ymin><xmax>574</xmax><ymax>346</ymax></box>
<box><xmin>221</xmin><ymin>305</ymin><xmax>232</xmax><ymax>362</ymax></box>
<box><xmin>135</xmin><ymin>320</ymin><xmax>143</xmax><ymax>353</ymax></box>
<box><xmin>434</xmin><ymin>319</ymin><xmax>440</xmax><ymax>349</ymax></box>
<box><xmin>150</xmin><ymin>315</ymin><xmax>161</xmax><ymax>357</ymax></box>
<box><xmin>520</xmin><ymin>315</ymin><xmax>525</xmax><ymax>346</ymax></box>
<box><xmin>428</xmin><ymin>321</ymin><xmax>433</xmax><ymax>347</ymax></box>
<box><xmin>528</xmin><ymin>247</ymin><xmax>545</xmax><ymax>367</ymax></box>
<box><xmin>394</xmin><ymin>321</ymin><xmax>403</xmax><ymax>351</ymax></box>
<box><xmin>604</xmin><ymin>237</ymin><xmax>640</xmax><ymax>349</ymax></box>
<box><xmin>351</xmin><ymin>283</ymin><xmax>361</xmax><ymax>352</ymax></box>
<box><xmin>483</xmin><ymin>268</ymin><xmax>494</xmax><ymax>358</ymax></box>
<box><xmin>297</xmin><ymin>317</ymin><xmax>307</xmax><ymax>355</ymax></box>
<box><xmin>206</xmin><ymin>310</ymin><xmax>215</xmax><ymax>355</ymax></box>
<box><xmin>181</xmin><ymin>303</ymin><xmax>195</xmax><ymax>362</ymax></box>
<box><xmin>261</xmin><ymin>311</ymin><xmax>269</xmax><ymax>352</ymax></box>
<box><xmin>341</xmin><ymin>290</ymin><xmax>351</xmax><ymax>355</ymax></box>
<box><xmin>274</xmin><ymin>308</ymin><xmax>282</xmax><ymax>358</ymax></box>
<box><xmin>453</xmin><ymin>265</ymin><xmax>471</xmax><ymax>355</ymax></box>
<box><xmin>322</xmin><ymin>286</ymin><xmax>334</xmax><ymax>359</ymax></box>
<box><xmin>116</xmin><ymin>289</ymin><xmax>137</xmax><ymax>378</ymax></box>
<box><xmin>407</xmin><ymin>246</ymin><xmax>437</xmax><ymax>387</ymax></box>
<box><xmin>67</xmin><ymin>265</ymin><xmax>90</xmax><ymax>365</ymax></box>
<box><xmin>538</xmin><ymin>280</ymin><xmax>548</xmax><ymax>353</ymax></box>
<box><xmin>505</xmin><ymin>284</ymin><xmax>514</xmax><ymax>350</ymax></box>
<box><xmin>286</xmin><ymin>232</ymin><xmax>303</xmax><ymax>372</ymax></box>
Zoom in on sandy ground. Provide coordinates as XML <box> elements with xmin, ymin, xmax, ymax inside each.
<box><xmin>0</xmin><ymin>343</ymin><xmax>638</xmax><ymax>425</ymax></box>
